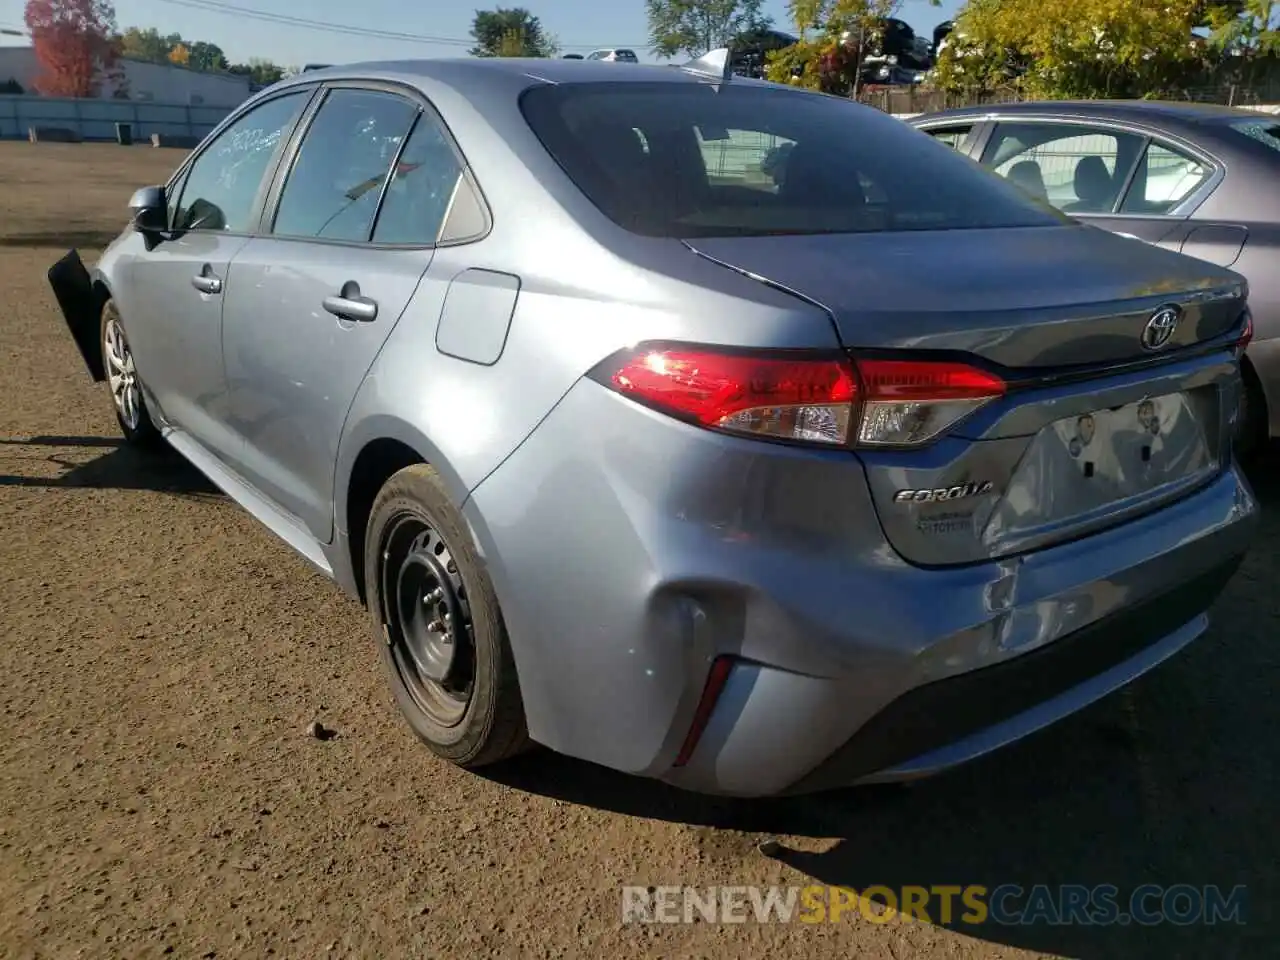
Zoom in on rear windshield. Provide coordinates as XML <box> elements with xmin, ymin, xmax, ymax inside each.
<box><xmin>519</xmin><ymin>81</ymin><xmax>1062</xmax><ymax>238</ymax></box>
<box><xmin>1231</xmin><ymin>119</ymin><xmax>1280</xmax><ymax>154</ymax></box>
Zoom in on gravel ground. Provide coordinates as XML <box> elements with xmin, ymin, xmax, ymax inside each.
<box><xmin>0</xmin><ymin>142</ymin><xmax>1276</xmax><ymax>960</ymax></box>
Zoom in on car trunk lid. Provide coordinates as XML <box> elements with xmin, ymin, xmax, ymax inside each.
<box><xmin>686</xmin><ymin>224</ymin><xmax>1249</xmax><ymax>567</ymax></box>
<box><xmin>685</xmin><ymin>223</ymin><xmax>1245</xmax><ymax>368</ymax></box>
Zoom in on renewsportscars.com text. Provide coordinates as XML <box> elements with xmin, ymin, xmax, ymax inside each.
<box><xmin>621</xmin><ymin>883</ymin><xmax>1248</xmax><ymax>927</ymax></box>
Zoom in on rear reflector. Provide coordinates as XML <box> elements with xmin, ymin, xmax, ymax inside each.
<box><xmin>594</xmin><ymin>343</ymin><xmax>1005</xmax><ymax>449</ymax></box>
<box><xmin>673</xmin><ymin>655</ymin><xmax>734</xmax><ymax>768</ymax></box>
<box><xmin>1237</xmin><ymin>309</ymin><xmax>1254</xmax><ymax>352</ymax></box>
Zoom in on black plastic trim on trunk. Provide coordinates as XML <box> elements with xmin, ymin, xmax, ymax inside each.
<box><xmin>785</xmin><ymin>557</ymin><xmax>1242</xmax><ymax>794</ymax></box>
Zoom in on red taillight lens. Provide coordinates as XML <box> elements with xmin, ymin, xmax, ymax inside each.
<box><xmin>607</xmin><ymin>346</ymin><xmax>858</xmax><ymax>446</ymax></box>
<box><xmin>1237</xmin><ymin>310</ymin><xmax>1253</xmax><ymax>352</ymax></box>
<box><xmin>855</xmin><ymin>358</ymin><xmax>1006</xmax><ymax>447</ymax></box>
<box><xmin>595</xmin><ymin>343</ymin><xmax>1005</xmax><ymax>449</ymax></box>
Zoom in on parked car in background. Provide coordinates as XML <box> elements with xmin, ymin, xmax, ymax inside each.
<box><xmin>585</xmin><ymin>48</ymin><xmax>639</xmax><ymax>63</ymax></box>
<box><xmin>909</xmin><ymin>101</ymin><xmax>1280</xmax><ymax>454</ymax></box>
<box><xmin>48</xmin><ymin>58</ymin><xmax>1256</xmax><ymax>798</ymax></box>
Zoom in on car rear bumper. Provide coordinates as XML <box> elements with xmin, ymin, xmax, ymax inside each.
<box><xmin>776</xmin><ymin>557</ymin><xmax>1236</xmax><ymax>794</ymax></box>
<box><xmin>464</xmin><ymin>379</ymin><xmax>1259</xmax><ymax>798</ymax></box>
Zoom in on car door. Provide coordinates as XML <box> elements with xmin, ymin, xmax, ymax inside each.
<box><xmin>977</xmin><ymin>119</ymin><xmax>1220</xmax><ymax>254</ymax></box>
<box><xmin>219</xmin><ymin>83</ymin><xmax>466</xmax><ymax>542</ymax></box>
<box><xmin>127</xmin><ymin>88</ymin><xmax>314</xmax><ymax>458</ymax></box>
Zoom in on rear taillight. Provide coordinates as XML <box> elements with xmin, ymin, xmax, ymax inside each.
<box><xmin>855</xmin><ymin>358</ymin><xmax>1007</xmax><ymax>447</ymax></box>
<box><xmin>604</xmin><ymin>346</ymin><xmax>857</xmax><ymax>445</ymax></box>
<box><xmin>1236</xmin><ymin>309</ymin><xmax>1253</xmax><ymax>354</ymax></box>
<box><xmin>593</xmin><ymin>343</ymin><xmax>1005</xmax><ymax>448</ymax></box>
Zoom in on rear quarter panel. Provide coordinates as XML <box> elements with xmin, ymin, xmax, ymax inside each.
<box><xmin>1231</xmin><ymin>221</ymin><xmax>1280</xmax><ymax>434</ymax></box>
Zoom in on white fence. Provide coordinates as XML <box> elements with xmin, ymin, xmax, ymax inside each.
<box><xmin>0</xmin><ymin>95</ymin><xmax>234</xmax><ymax>142</ymax></box>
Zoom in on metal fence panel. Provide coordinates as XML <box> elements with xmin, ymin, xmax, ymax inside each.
<box><xmin>0</xmin><ymin>95</ymin><xmax>233</xmax><ymax>141</ymax></box>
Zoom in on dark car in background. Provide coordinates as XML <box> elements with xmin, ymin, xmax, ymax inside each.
<box><xmin>909</xmin><ymin>100</ymin><xmax>1280</xmax><ymax>453</ymax></box>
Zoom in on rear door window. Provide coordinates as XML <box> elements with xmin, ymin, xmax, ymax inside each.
<box><xmin>271</xmin><ymin>88</ymin><xmax>420</xmax><ymax>242</ymax></box>
<box><xmin>1117</xmin><ymin>142</ymin><xmax>1213</xmax><ymax>215</ymax></box>
<box><xmin>519</xmin><ymin>82</ymin><xmax>1060</xmax><ymax>238</ymax></box>
<box><xmin>981</xmin><ymin>122</ymin><xmax>1146</xmax><ymax>213</ymax></box>
<box><xmin>370</xmin><ymin>111</ymin><xmax>466</xmax><ymax>245</ymax></box>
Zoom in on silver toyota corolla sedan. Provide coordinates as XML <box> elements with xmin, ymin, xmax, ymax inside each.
<box><xmin>48</xmin><ymin>55</ymin><xmax>1258</xmax><ymax>797</ymax></box>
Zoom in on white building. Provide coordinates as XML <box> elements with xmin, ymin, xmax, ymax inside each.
<box><xmin>0</xmin><ymin>45</ymin><xmax>251</xmax><ymax>107</ymax></box>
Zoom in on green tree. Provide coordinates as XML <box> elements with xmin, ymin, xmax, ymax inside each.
<box><xmin>644</xmin><ymin>0</ymin><xmax>768</xmax><ymax>58</ymax></box>
<box><xmin>187</xmin><ymin>40</ymin><xmax>228</xmax><ymax>72</ymax></box>
<box><xmin>469</xmin><ymin>8</ymin><xmax>558</xmax><ymax>57</ymax></box>
<box><xmin>228</xmin><ymin>57</ymin><xmax>285</xmax><ymax>86</ymax></box>
<box><xmin>117</xmin><ymin>25</ymin><xmax>176</xmax><ymax>63</ymax></box>
<box><xmin>764</xmin><ymin>0</ymin><xmax>938</xmax><ymax>93</ymax></box>
<box><xmin>1200</xmin><ymin>1</ymin><xmax>1280</xmax><ymax>86</ymax></box>
<box><xmin>931</xmin><ymin>0</ymin><xmax>1209</xmax><ymax>99</ymax></box>
<box><xmin>1202</xmin><ymin>0</ymin><xmax>1279</xmax><ymax>53</ymax></box>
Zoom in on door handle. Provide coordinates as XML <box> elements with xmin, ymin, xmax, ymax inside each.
<box><xmin>191</xmin><ymin>264</ymin><xmax>222</xmax><ymax>295</ymax></box>
<box><xmin>322</xmin><ymin>281</ymin><xmax>378</xmax><ymax>322</ymax></box>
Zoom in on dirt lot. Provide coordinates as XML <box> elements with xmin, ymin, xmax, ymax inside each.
<box><xmin>1</xmin><ymin>141</ymin><xmax>1277</xmax><ymax>959</ymax></box>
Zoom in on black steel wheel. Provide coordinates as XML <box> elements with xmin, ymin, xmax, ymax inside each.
<box><xmin>379</xmin><ymin>515</ymin><xmax>474</xmax><ymax>727</ymax></box>
<box><xmin>364</xmin><ymin>463</ymin><xmax>528</xmax><ymax>766</ymax></box>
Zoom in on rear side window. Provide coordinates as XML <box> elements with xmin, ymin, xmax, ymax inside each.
<box><xmin>1118</xmin><ymin>142</ymin><xmax>1212</xmax><ymax>215</ymax></box>
<box><xmin>371</xmin><ymin>112</ymin><xmax>464</xmax><ymax>245</ymax></box>
<box><xmin>1232</xmin><ymin>120</ymin><xmax>1280</xmax><ymax>153</ymax></box>
<box><xmin>519</xmin><ymin>82</ymin><xmax>1061</xmax><ymax>238</ymax></box>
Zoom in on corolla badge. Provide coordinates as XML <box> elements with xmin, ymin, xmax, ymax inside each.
<box><xmin>1141</xmin><ymin>303</ymin><xmax>1183</xmax><ymax>351</ymax></box>
<box><xmin>893</xmin><ymin>481</ymin><xmax>994</xmax><ymax>504</ymax></box>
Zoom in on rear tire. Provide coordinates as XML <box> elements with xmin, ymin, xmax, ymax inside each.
<box><xmin>100</xmin><ymin>299</ymin><xmax>162</xmax><ymax>448</ymax></box>
<box><xmin>364</xmin><ymin>463</ymin><xmax>529</xmax><ymax>767</ymax></box>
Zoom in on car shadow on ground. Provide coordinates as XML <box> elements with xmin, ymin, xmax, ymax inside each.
<box><xmin>0</xmin><ymin>435</ymin><xmax>220</xmax><ymax>497</ymax></box>
<box><xmin>484</xmin><ymin>449</ymin><xmax>1280</xmax><ymax>959</ymax></box>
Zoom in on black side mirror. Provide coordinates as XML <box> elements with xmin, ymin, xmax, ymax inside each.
<box><xmin>128</xmin><ymin>185</ymin><xmax>167</xmax><ymax>233</ymax></box>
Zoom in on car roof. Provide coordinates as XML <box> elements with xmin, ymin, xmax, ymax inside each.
<box><xmin>273</xmin><ymin>57</ymin><xmax>744</xmax><ymax>96</ymax></box>
<box><xmin>914</xmin><ymin>98</ymin><xmax>1266</xmax><ymax>128</ymax></box>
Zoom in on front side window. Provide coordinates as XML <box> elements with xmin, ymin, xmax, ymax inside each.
<box><xmin>272</xmin><ymin>88</ymin><xmax>420</xmax><ymax>242</ymax></box>
<box><xmin>982</xmin><ymin>122</ymin><xmax>1146</xmax><ymax>213</ymax></box>
<box><xmin>175</xmin><ymin>91</ymin><xmax>309</xmax><ymax>232</ymax></box>
<box><xmin>519</xmin><ymin>83</ymin><xmax>1061</xmax><ymax>238</ymax></box>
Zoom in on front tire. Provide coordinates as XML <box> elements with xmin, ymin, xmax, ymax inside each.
<box><xmin>100</xmin><ymin>299</ymin><xmax>162</xmax><ymax>448</ymax></box>
<box><xmin>364</xmin><ymin>463</ymin><xmax>529</xmax><ymax>767</ymax></box>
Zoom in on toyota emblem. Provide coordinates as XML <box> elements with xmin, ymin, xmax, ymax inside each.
<box><xmin>1141</xmin><ymin>303</ymin><xmax>1183</xmax><ymax>351</ymax></box>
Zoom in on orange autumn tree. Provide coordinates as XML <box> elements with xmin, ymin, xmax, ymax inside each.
<box><xmin>23</xmin><ymin>0</ymin><xmax>122</xmax><ymax>97</ymax></box>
